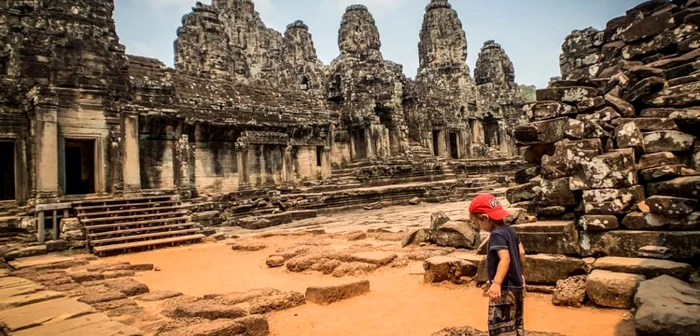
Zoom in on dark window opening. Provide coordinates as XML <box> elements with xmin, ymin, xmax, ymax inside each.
<box><xmin>301</xmin><ymin>76</ymin><xmax>309</xmax><ymax>91</ymax></box>
<box><xmin>449</xmin><ymin>132</ymin><xmax>459</xmax><ymax>159</ymax></box>
<box><xmin>353</xmin><ymin>129</ymin><xmax>367</xmax><ymax>160</ymax></box>
<box><xmin>432</xmin><ymin>130</ymin><xmax>440</xmax><ymax>156</ymax></box>
<box><xmin>0</xmin><ymin>142</ymin><xmax>15</xmax><ymax>200</ymax></box>
<box><xmin>355</xmin><ymin>26</ymin><xmax>361</xmax><ymax>32</ymax></box>
<box><xmin>316</xmin><ymin>146</ymin><xmax>323</xmax><ymax>167</ymax></box>
<box><xmin>0</xmin><ymin>56</ymin><xmax>7</xmax><ymax>76</ymax></box>
<box><xmin>65</xmin><ymin>139</ymin><xmax>95</xmax><ymax>195</ymax></box>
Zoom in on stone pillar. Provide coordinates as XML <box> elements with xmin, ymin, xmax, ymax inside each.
<box><xmin>437</xmin><ymin>129</ymin><xmax>447</xmax><ymax>158</ymax></box>
<box><xmin>284</xmin><ymin>145</ymin><xmax>295</xmax><ymax>186</ymax></box>
<box><xmin>34</xmin><ymin>105</ymin><xmax>59</xmax><ymax>203</ymax></box>
<box><xmin>175</xmin><ymin>134</ymin><xmax>193</xmax><ymax>198</ymax></box>
<box><xmin>122</xmin><ymin>112</ymin><xmax>141</xmax><ymax>196</ymax></box>
<box><xmin>236</xmin><ymin>143</ymin><xmax>250</xmax><ymax>189</ymax></box>
<box><xmin>365</xmin><ymin>127</ymin><xmax>375</xmax><ymax>159</ymax></box>
<box><xmin>349</xmin><ymin>131</ymin><xmax>356</xmax><ymax>160</ymax></box>
<box><xmin>321</xmin><ymin>147</ymin><xmax>331</xmax><ymax>178</ymax></box>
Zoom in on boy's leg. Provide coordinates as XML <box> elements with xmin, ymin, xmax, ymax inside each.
<box><xmin>514</xmin><ymin>289</ymin><xmax>525</xmax><ymax>336</ymax></box>
<box><xmin>488</xmin><ymin>290</ymin><xmax>518</xmax><ymax>336</ymax></box>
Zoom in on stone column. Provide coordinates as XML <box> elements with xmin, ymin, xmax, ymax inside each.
<box><xmin>122</xmin><ymin>112</ymin><xmax>141</xmax><ymax>196</ymax></box>
<box><xmin>236</xmin><ymin>143</ymin><xmax>250</xmax><ymax>189</ymax></box>
<box><xmin>321</xmin><ymin>147</ymin><xmax>331</xmax><ymax>179</ymax></box>
<box><xmin>34</xmin><ymin>105</ymin><xmax>59</xmax><ymax>204</ymax></box>
<box><xmin>365</xmin><ymin>127</ymin><xmax>375</xmax><ymax>159</ymax></box>
<box><xmin>437</xmin><ymin>129</ymin><xmax>447</xmax><ymax>158</ymax></box>
<box><xmin>175</xmin><ymin>134</ymin><xmax>193</xmax><ymax>198</ymax></box>
<box><xmin>349</xmin><ymin>131</ymin><xmax>356</xmax><ymax>160</ymax></box>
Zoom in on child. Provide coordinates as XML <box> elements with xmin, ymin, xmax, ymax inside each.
<box><xmin>468</xmin><ymin>193</ymin><xmax>527</xmax><ymax>336</ymax></box>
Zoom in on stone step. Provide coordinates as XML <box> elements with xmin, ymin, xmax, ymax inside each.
<box><xmin>83</xmin><ymin>215</ymin><xmax>190</xmax><ymax>232</ymax></box>
<box><xmin>80</xmin><ymin>210</ymin><xmax>189</xmax><ymax>225</ymax></box>
<box><xmin>77</xmin><ymin>204</ymin><xmax>189</xmax><ymax>218</ymax></box>
<box><xmin>75</xmin><ymin>200</ymin><xmax>178</xmax><ymax>212</ymax></box>
<box><xmin>73</xmin><ymin>195</ymin><xmax>174</xmax><ymax>207</ymax></box>
<box><xmin>91</xmin><ymin>233</ymin><xmax>205</xmax><ymax>255</ymax></box>
<box><xmin>87</xmin><ymin>222</ymin><xmax>199</xmax><ymax>239</ymax></box>
<box><xmin>512</xmin><ymin>221</ymin><xmax>580</xmax><ymax>255</ymax></box>
<box><xmin>90</xmin><ymin>228</ymin><xmax>202</xmax><ymax>246</ymax></box>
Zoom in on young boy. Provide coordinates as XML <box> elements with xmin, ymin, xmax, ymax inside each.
<box><xmin>468</xmin><ymin>193</ymin><xmax>527</xmax><ymax>336</ymax></box>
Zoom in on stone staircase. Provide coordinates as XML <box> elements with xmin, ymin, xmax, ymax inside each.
<box><xmin>75</xmin><ymin>195</ymin><xmax>204</xmax><ymax>256</ymax></box>
<box><xmin>0</xmin><ymin>201</ymin><xmax>20</xmax><ymax>229</ymax></box>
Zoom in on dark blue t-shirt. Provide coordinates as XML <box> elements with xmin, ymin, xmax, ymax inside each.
<box><xmin>487</xmin><ymin>225</ymin><xmax>524</xmax><ymax>289</ymax></box>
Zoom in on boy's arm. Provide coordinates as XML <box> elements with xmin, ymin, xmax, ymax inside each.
<box><xmin>518</xmin><ymin>242</ymin><xmax>527</xmax><ymax>276</ymax></box>
<box><xmin>493</xmin><ymin>249</ymin><xmax>511</xmax><ymax>286</ymax></box>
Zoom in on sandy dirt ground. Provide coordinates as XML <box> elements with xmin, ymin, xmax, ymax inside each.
<box><xmin>98</xmin><ymin>202</ymin><xmax>636</xmax><ymax>336</ymax></box>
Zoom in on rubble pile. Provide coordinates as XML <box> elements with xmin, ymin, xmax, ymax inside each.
<box><xmin>505</xmin><ymin>1</ymin><xmax>700</xmax><ymax>334</ymax></box>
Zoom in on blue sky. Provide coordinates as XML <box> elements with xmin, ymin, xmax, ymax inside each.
<box><xmin>114</xmin><ymin>0</ymin><xmax>642</xmax><ymax>88</ymax></box>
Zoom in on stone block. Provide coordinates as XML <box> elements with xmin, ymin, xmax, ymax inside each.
<box><xmin>70</xmin><ymin>272</ymin><xmax>105</xmax><ymax>283</ymax></box>
<box><xmin>637</xmin><ymin>151</ymin><xmax>681</xmax><ymax>170</ymax></box>
<box><xmin>643</xmin><ymin>131</ymin><xmax>696</xmax><ymax>153</ymax></box>
<box><xmin>613</xmin><ymin>117</ymin><xmax>679</xmax><ymax>132</ymax></box>
<box><xmin>506</xmin><ymin>183</ymin><xmax>535</xmax><ymax>204</ymax></box>
<box><xmin>569</xmin><ymin>150</ymin><xmax>637</xmax><ymax>191</ymax></box>
<box><xmin>514</xmin><ymin>166</ymin><xmax>540</xmax><ymax>184</ymax></box>
<box><xmin>648</xmin><ymin>176</ymin><xmax>700</xmax><ymax>199</ymax></box>
<box><xmin>540</xmin><ymin>139</ymin><xmax>603</xmax><ymax>179</ymax></box>
<box><xmin>305</xmin><ymin>280</ymin><xmax>370</xmax><ymax>305</ymax></box>
<box><xmin>524</xmin><ymin>254</ymin><xmax>587</xmax><ymax>285</ymax></box>
<box><xmin>430</xmin><ymin>211</ymin><xmax>450</xmax><ymax>230</ymax></box>
<box><xmin>536</xmin><ymin>86</ymin><xmax>600</xmax><ymax>103</ymax></box>
<box><xmin>634</xmin><ymin>275</ymin><xmax>700</xmax><ymax>336</ymax></box>
<box><xmin>645</xmin><ymin>81</ymin><xmax>700</xmax><ymax>107</ymax></box>
<box><xmin>4</xmin><ymin>245</ymin><xmax>47</xmax><ymax>260</ymax></box>
<box><xmin>504</xmin><ymin>208</ymin><xmax>529</xmax><ymax>225</ymax></box>
<box><xmin>593</xmin><ymin>256</ymin><xmax>692</xmax><ymax>281</ymax></box>
<box><xmin>523</xmin><ymin>101</ymin><xmax>576</xmax><ymax>121</ymax></box>
<box><xmin>622</xmin><ymin>211</ymin><xmax>700</xmax><ymax>230</ymax></box>
<box><xmin>624</xmin><ymin>77</ymin><xmax>668</xmax><ymax>103</ymax></box>
<box><xmin>579</xmin><ymin>215</ymin><xmax>619</xmax><ymax>231</ymax></box>
<box><xmin>78</xmin><ymin>290</ymin><xmax>127</xmax><ymax>304</ymax></box>
<box><xmin>604</xmin><ymin>93</ymin><xmax>635</xmax><ymax>117</ymax></box>
<box><xmin>564</xmin><ymin>118</ymin><xmax>585</xmax><ymax>140</ymax></box>
<box><xmin>582</xmin><ymin>185</ymin><xmax>645</xmax><ymax>215</ymax></box>
<box><xmin>347</xmin><ymin>252</ymin><xmax>397</xmax><ymax>266</ymax></box>
<box><xmin>580</xmin><ymin>230</ymin><xmax>700</xmax><ymax>260</ymax></box>
<box><xmin>247</xmin><ymin>292</ymin><xmax>305</xmax><ymax>314</ymax></box>
<box><xmin>423</xmin><ymin>256</ymin><xmax>477</xmax><ymax>284</ymax></box>
<box><xmin>158</xmin><ymin>319</ymin><xmax>246</xmax><ymax>336</ymax></box>
<box><xmin>514</xmin><ymin>118</ymin><xmax>568</xmax><ymax>146</ymax></box>
<box><xmin>171</xmin><ymin>302</ymin><xmax>248</xmax><ymax>319</ymax></box>
<box><xmin>637</xmin><ymin>245</ymin><xmax>673</xmax><ymax>260</ymax></box>
<box><xmin>136</xmin><ymin>290</ymin><xmax>183</xmax><ymax>302</ymax></box>
<box><xmin>586</xmin><ymin>270</ymin><xmax>645</xmax><ymax>309</ymax></box>
<box><xmin>646</xmin><ymin>196</ymin><xmax>698</xmax><ymax>218</ymax></box>
<box><xmin>435</xmin><ymin>221</ymin><xmax>479</xmax><ymax>249</ymax></box>
<box><xmin>577</xmin><ymin>96</ymin><xmax>606</xmax><ymax>112</ymax></box>
<box><xmin>639</xmin><ymin>164</ymin><xmax>690</xmax><ymax>182</ymax></box>
<box><xmin>512</xmin><ymin>221</ymin><xmax>580</xmax><ymax>255</ymax></box>
<box><xmin>401</xmin><ymin>228</ymin><xmax>432</xmax><ymax>247</ymax></box>
<box><xmin>615</xmin><ymin>122</ymin><xmax>645</xmax><ymax>152</ymax></box>
<box><xmin>620</xmin><ymin>11</ymin><xmax>674</xmax><ymax>43</ymax></box>
<box><xmin>523</xmin><ymin>144</ymin><xmax>555</xmax><ymax>164</ymax></box>
<box><xmin>552</xmin><ymin>275</ymin><xmax>587</xmax><ymax>308</ymax></box>
<box><xmin>453</xmin><ymin>254</ymin><xmax>488</xmax><ymax>283</ymax></box>
<box><xmin>534</xmin><ymin>178</ymin><xmax>576</xmax><ymax>206</ymax></box>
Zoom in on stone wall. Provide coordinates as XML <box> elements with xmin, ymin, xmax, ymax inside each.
<box><xmin>511</xmin><ymin>0</ymin><xmax>700</xmax><ymax>262</ymax></box>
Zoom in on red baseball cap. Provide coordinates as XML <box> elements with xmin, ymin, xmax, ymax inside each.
<box><xmin>469</xmin><ymin>193</ymin><xmax>509</xmax><ymax>221</ymax></box>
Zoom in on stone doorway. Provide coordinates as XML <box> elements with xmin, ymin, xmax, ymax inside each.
<box><xmin>432</xmin><ymin>130</ymin><xmax>440</xmax><ymax>156</ymax></box>
<box><xmin>352</xmin><ymin>129</ymin><xmax>367</xmax><ymax>160</ymax></box>
<box><xmin>484</xmin><ymin>121</ymin><xmax>500</xmax><ymax>147</ymax></box>
<box><xmin>64</xmin><ymin>139</ymin><xmax>96</xmax><ymax>195</ymax></box>
<box><xmin>0</xmin><ymin>141</ymin><xmax>15</xmax><ymax>200</ymax></box>
<box><xmin>449</xmin><ymin>132</ymin><xmax>459</xmax><ymax>159</ymax></box>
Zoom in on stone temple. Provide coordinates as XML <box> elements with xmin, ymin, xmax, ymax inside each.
<box><xmin>0</xmin><ymin>0</ymin><xmax>527</xmax><ymax>252</ymax></box>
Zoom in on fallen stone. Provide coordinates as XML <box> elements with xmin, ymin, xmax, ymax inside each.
<box><xmin>363</xmin><ymin>202</ymin><xmax>383</xmax><ymax>210</ymax></box>
<box><xmin>401</xmin><ymin>228</ymin><xmax>432</xmax><ymax>247</ymax></box>
<box><xmin>569</xmin><ymin>150</ymin><xmax>637</xmax><ymax>190</ymax></box>
<box><xmin>564</xmin><ymin>118</ymin><xmax>585</xmax><ymax>140</ymax></box>
<box><xmin>536</xmin><ymin>87</ymin><xmax>600</xmax><ymax>103</ymax></box>
<box><xmin>229</xmin><ymin>240</ymin><xmax>267</xmax><ymax>251</ymax></box>
<box><xmin>586</xmin><ymin>270</ymin><xmax>645</xmax><ymax>309</ymax></box>
<box><xmin>605</xmin><ymin>93</ymin><xmax>636</xmax><ymax>117</ymax></box>
<box><xmin>130</xmin><ymin>264</ymin><xmax>155</xmax><ymax>272</ymax></box>
<box><xmin>102</xmin><ymin>278</ymin><xmax>150</xmax><ymax>296</ymax></box>
<box><xmin>512</xmin><ymin>221</ymin><xmax>580</xmax><ymax>255</ymax></box>
<box><xmin>579</xmin><ymin>215</ymin><xmax>619</xmax><ymax>231</ymax></box>
<box><xmin>4</xmin><ymin>246</ymin><xmax>47</xmax><ymax>260</ymax></box>
<box><xmin>266</xmin><ymin>256</ymin><xmax>286</xmax><ymax>268</ymax></box>
<box><xmin>646</xmin><ymin>196</ymin><xmax>698</xmax><ymax>218</ymax></box>
<box><xmin>577</xmin><ymin>96</ymin><xmax>606</xmax><ymax>112</ymax></box>
<box><xmin>70</xmin><ymin>272</ymin><xmax>105</xmax><ymax>283</ymax></box>
<box><xmin>613</xmin><ymin>117</ymin><xmax>679</xmax><ymax>132</ymax></box>
<box><xmin>647</xmin><ymin>176</ymin><xmax>700</xmax><ymax>199</ymax></box>
<box><xmin>423</xmin><ymin>256</ymin><xmax>477</xmax><ymax>284</ymax></box>
<box><xmin>408</xmin><ymin>197</ymin><xmax>421</xmax><ymax>205</ymax></box>
<box><xmin>638</xmin><ymin>245</ymin><xmax>673</xmax><ymax>260</ymax></box>
<box><xmin>346</xmin><ymin>252</ymin><xmax>397</xmax><ymax>266</ymax></box>
<box><xmin>506</xmin><ymin>183</ymin><xmax>536</xmax><ymax>204</ymax></box>
<box><xmin>582</xmin><ymin>185</ymin><xmax>645</xmax><ymax>215</ymax></box>
<box><xmin>344</xmin><ymin>231</ymin><xmax>367</xmax><ymax>241</ymax></box>
<box><xmin>643</xmin><ymin>130</ymin><xmax>696</xmax><ymax>153</ymax></box>
<box><xmin>525</xmin><ymin>254</ymin><xmax>588</xmax><ymax>285</ymax></box>
<box><xmin>581</xmin><ymin>230</ymin><xmax>700</xmax><ymax>260</ymax></box>
<box><xmin>504</xmin><ymin>208</ymin><xmax>528</xmax><ymax>225</ymax></box>
<box><xmin>552</xmin><ymin>275</ymin><xmax>587</xmax><ymax>308</ymax></box>
<box><xmin>247</xmin><ymin>291</ymin><xmax>305</xmax><ymax>314</ymax></box>
<box><xmin>620</xmin><ymin>11</ymin><xmax>674</xmax><ymax>43</ymax></box>
<box><xmin>593</xmin><ymin>256</ymin><xmax>692</xmax><ymax>281</ymax></box>
<box><xmin>45</xmin><ymin>240</ymin><xmax>69</xmax><ymax>252</ymax></box>
<box><xmin>623</xmin><ymin>77</ymin><xmax>668</xmax><ymax>103</ymax></box>
<box><xmin>136</xmin><ymin>290</ymin><xmax>183</xmax><ymax>301</ymax></box>
<box><xmin>645</xmin><ymin>80</ymin><xmax>700</xmax><ymax>107</ymax></box>
<box><xmin>332</xmin><ymin>262</ymin><xmax>378</xmax><ymax>277</ymax></box>
<box><xmin>640</xmin><ymin>164</ymin><xmax>689</xmax><ymax>182</ymax></box>
<box><xmin>102</xmin><ymin>270</ymin><xmax>136</xmax><ymax>279</ymax></box>
<box><xmin>634</xmin><ymin>275</ymin><xmax>700</xmax><ymax>336</ymax></box>
<box><xmin>534</xmin><ymin>178</ymin><xmax>577</xmax><ymax>206</ymax></box>
<box><xmin>305</xmin><ymin>280</ymin><xmax>370</xmax><ymax>305</ymax></box>
<box><xmin>171</xmin><ymin>301</ymin><xmax>248</xmax><ymax>319</ymax></box>
<box><xmin>523</xmin><ymin>101</ymin><xmax>576</xmax><ymax>121</ymax></box>
<box><xmin>514</xmin><ymin>117</ymin><xmax>568</xmax><ymax>146</ymax></box>
<box><xmin>435</xmin><ymin>221</ymin><xmax>479</xmax><ymax>249</ymax></box>
<box><xmin>431</xmin><ymin>211</ymin><xmax>450</xmax><ymax>230</ymax></box>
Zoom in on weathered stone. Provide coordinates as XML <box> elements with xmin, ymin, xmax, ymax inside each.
<box><xmin>423</xmin><ymin>256</ymin><xmax>477</xmax><ymax>284</ymax></box>
<box><xmin>604</xmin><ymin>93</ymin><xmax>635</xmax><ymax>117</ymax></box>
<box><xmin>504</xmin><ymin>208</ymin><xmax>529</xmax><ymax>225</ymax></box>
<box><xmin>514</xmin><ymin>166</ymin><xmax>540</xmax><ymax>184</ymax></box>
<box><xmin>506</xmin><ymin>183</ymin><xmax>535</xmax><ymax>204</ymax></box>
<box><xmin>586</xmin><ymin>270</ymin><xmax>645</xmax><ymax>309</ymax></box>
<box><xmin>536</xmin><ymin>87</ymin><xmax>599</xmax><ymax>103</ymax></box>
<box><xmin>552</xmin><ymin>275</ymin><xmax>587</xmax><ymax>308</ymax></box>
<box><xmin>4</xmin><ymin>246</ymin><xmax>47</xmax><ymax>260</ymax></box>
<box><xmin>525</xmin><ymin>254</ymin><xmax>587</xmax><ymax>285</ymax></box>
<box><xmin>540</xmin><ymin>139</ymin><xmax>603</xmax><ymax>179</ymax></box>
<box><xmin>666</xmin><ymin>60</ymin><xmax>700</xmax><ymax>79</ymax></box>
<box><xmin>594</xmin><ymin>257</ymin><xmax>692</xmax><ymax>281</ymax></box>
<box><xmin>577</xmin><ymin>96</ymin><xmax>606</xmax><ymax>112</ymax></box>
<box><xmin>452</xmin><ymin>254</ymin><xmax>488</xmax><ymax>283</ymax></box>
<box><xmin>637</xmin><ymin>152</ymin><xmax>682</xmax><ymax>170</ymax></box>
<box><xmin>102</xmin><ymin>278</ymin><xmax>150</xmax><ymax>297</ymax></box>
<box><xmin>620</xmin><ymin>11</ymin><xmax>674</xmax><ymax>43</ymax></box>
<box><xmin>430</xmin><ymin>211</ymin><xmax>450</xmax><ymax>231</ymax></box>
<box><xmin>347</xmin><ymin>252</ymin><xmax>397</xmax><ymax>266</ymax></box>
<box><xmin>136</xmin><ymin>290</ymin><xmax>183</xmax><ymax>302</ymax></box>
<box><xmin>305</xmin><ymin>280</ymin><xmax>370</xmax><ymax>305</ymax></box>
<box><xmin>247</xmin><ymin>291</ymin><xmax>305</xmax><ymax>314</ymax></box>
<box><xmin>435</xmin><ymin>222</ymin><xmax>479</xmax><ymax>249</ymax></box>
<box><xmin>70</xmin><ymin>272</ymin><xmax>105</xmax><ymax>283</ymax></box>
<box><xmin>171</xmin><ymin>301</ymin><xmax>248</xmax><ymax>320</ymax></box>
<box><xmin>564</xmin><ymin>118</ymin><xmax>585</xmax><ymax>140</ymax></box>
<box><xmin>582</xmin><ymin>185</ymin><xmax>645</xmax><ymax>215</ymax></box>
<box><xmin>634</xmin><ymin>275</ymin><xmax>700</xmax><ymax>336</ymax></box>
<box><xmin>613</xmin><ymin>117</ymin><xmax>679</xmax><ymax>132</ymax></box>
<box><xmin>643</xmin><ymin>131</ymin><xmax>696</xmax><ymax>153</ymax></box>
<box><xmin>638</xmin><ymin>245</ymin><xmax>673</xmax><ymax>260</ymax></box>
<box><xmin>534</xmin><ymin>177</ymin><xmax>577</xmax><ymax>207</ymax></box>
<box><xmin>569</xmin><ymin>150</ymin><xmax>637</xmax><ymax>190</ymax></box>
<box><xmin>646</xmin><ymin>196</ymin><xmax>698</xmax><ymax>218</ymax></box>
<box><xmin>623</xmin><ymin>77</ymin><xmax>668</xmax><ymax>103</ymax></box>
<box><xmin>580</xmin><ymin>230</ymin><xmax>700</xmax><ymax>260</ymax></box>
<box><xmin>523</xmin><ymin>101</ymin><xmax>576</xmax><ymax>121</ymax></box>
<box><xmin>615</xmin><ymin>122</ymin><xmax>645</xmax><ymax>152</ymax></box>
<box><xmin>640</xmin><ymin>107</ymin><xmax>700</xmax><ymax>127</ymax></box>
<box><xmin>579</xmin><ymin>215</ymin><xmax>619</xmax><ymax>231</ymax></box>
<box><xmin>401</xmin><ymin>228</ymin><xmax>432</xmax><ymax>247</ymax></box>
<box><xmin>78</xmin><ymin>290</ymin><xmax>127</xmax><ymax>304</ymax></box>
<box><xmin>512</xmin><ymin>221</ymin><xmax>580</xmax><ymax>255</ymax></box>
<box><xmin>622</xmin><ymin>211</ymin><xmax>700</xmax><ymax>230</ymax></box>
<box><xmin>514</xmin><ymin>117</ymin><xmax>568</xmax><ymax>146</ymax></box>
<box><xmin>645</xmin><ymin>81</ymin><xmax>700</xmax><ymax>107</ymax></box>
<box><xmin>648</xmin><ymin>176</ymin><xmax>700</xmax><ymax>199</ymax></box>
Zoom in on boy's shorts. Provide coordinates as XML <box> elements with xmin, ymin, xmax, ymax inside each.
<box><xmin>488</xmin><ymin>288</ymin><xmax>524</xmax><ymax>336</ymax></box>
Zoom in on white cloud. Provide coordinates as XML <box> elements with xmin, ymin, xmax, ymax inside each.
<box><xmin>331</xmin><ymin>0</ymin><xmax>402</xmax><ymax>18</ymax></box>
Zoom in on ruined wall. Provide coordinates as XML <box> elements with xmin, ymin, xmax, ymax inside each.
<box><xmin>511</xmin><ymin>0</ymin><xmax>700</xmax><ymax>261</ymax></box>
